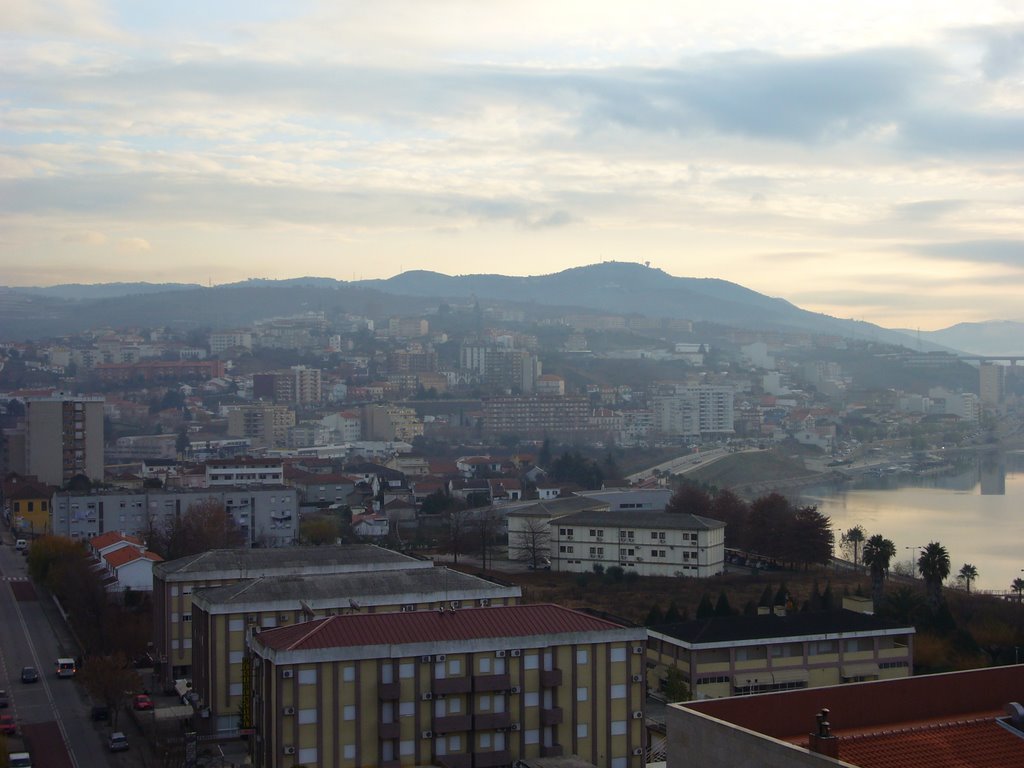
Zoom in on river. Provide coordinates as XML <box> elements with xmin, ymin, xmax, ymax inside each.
<box><xmin>797</xmin><ymin>450</ymin><xmax>1024</xmax><ymax>594</ymax></box>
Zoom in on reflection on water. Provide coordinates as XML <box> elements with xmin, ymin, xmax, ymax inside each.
<box><xmin>798</xmin><ymin>451</ymin><xmax>1024</xmax><ymax>593</ymax></box>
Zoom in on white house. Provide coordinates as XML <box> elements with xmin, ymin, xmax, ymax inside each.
<box><xmin>550</xmin><ymin>510</ymin><xmax>726</xmax><ymax>578</ymax></box>
<box><xmin>102</xmin><ymin>546</ymin><xmax>164</xmax><ymax>592</ymax></box>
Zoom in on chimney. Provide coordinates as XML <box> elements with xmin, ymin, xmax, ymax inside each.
<box><xmin>808</xmin><ymin>708</ymin><xmax>839</xmax><ymax>759</ymax></box>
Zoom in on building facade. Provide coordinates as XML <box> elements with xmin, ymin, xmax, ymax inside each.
<box><xmin>152</xmin><ymin>545</ymin><xmax>431</xmax><ymax>686</ymax></box>
<box><xmin>549</xmin><ymin>510</ymin><xmax>726</xmax><ymax>578</ymax></box>
<box><xmin>191</xmin><ymin>568</ymin><xmax>523</xmax><ymax>732</ymax></box>
<box><xmin>247</xmin><ymin>604</ymin><xmax>648</xmax><ymax>768</ymax></box>
<box><xmin>25</xmin><ymin>394</ymin><xmax>105</xmax><ymax>486</ymax></box>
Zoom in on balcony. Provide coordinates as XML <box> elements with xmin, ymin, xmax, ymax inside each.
<box><xmin>540</xmin><ymin>745</ymin><xmax>564</xmax><ymax>758</ymax></box>
<box><xmin>378</xmin><ymin>682</ymin><xmax>401</xmax><ymax>700</ymax></box>
<box><xmin>433</xmin><ymin>714</ymin><xmax>472</xmax><ymax>734</ymax></box>
<box><xmin>540</xmin><ymin>706</ymin><xmax>563</xmax><ymax>726</ymax></box>
<box><xmin>472</xmin><ymin>750</ymin><xmax>511</xmax><ymax>768</ymax></box>
<box><xmin>378</xmin><ymin>722</ymin><xmax>401</xmax><ymax>740</ymax></box>
<box><xmin>540</xmin><ymin>668</ymin><xmax>563</xmax><ymax>687</ymax></box>
<box><xmin>474</xmin><ymin>711</ymin><xmax>512</xmax><ymax>730</ymax></box>
<box><xmin>433</xmin><ymin>676</ymin><xmax>472</xmax><ymax>695</ymax></box>
<box><xmin>473</xmin><ymin>673</ymin><xmax>511</xmax><ymax>692</ymax></box>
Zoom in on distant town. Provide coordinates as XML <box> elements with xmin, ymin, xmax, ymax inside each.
<box><xmin>1</xmin><ymin>280</ymin><xmax>1023</xmax><ymax>768</ymax></box>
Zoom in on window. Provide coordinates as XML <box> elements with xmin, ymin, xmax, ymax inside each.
<box><xmin>576</xmin><ymin>687</ymin><xmax>588</xmax><ymax>702</ymax></box>
<box><xmin>399</xmin><ymin>702</ymin><xmax>415</xmax><ymax>717</ymax></box>
<box><xmin>343</xmin><ymin>666</ymin><xmax>356</xmax><ymax>682</ymax></box>
<box><xmin>559</xmin><ymin>545</ymin><xmax>574</xmax><ymax>554</ymax></box>
<box><xmin>343</xmin><ymin>705</ymin><xmax>356</xmax><ymax>721</ymax></box>
<box><xmin>298</xmin><ymin>669</ymin><xmax>317</xmax><ymax>685</ymax></box>
<box><xmin>400</xmin><ymin>741</ymin><xmax>415</xmax><ymax>756</ymax></box>
<box><xmin>478</xmin><ymin>656</ymin><xmax>491</xmax><ymax>674</ymax></box>
<box><xmin>610</xmin><ymin>720</ymin><xmax>627</xmax><ymax>736</ymax></box>
<box><xmin>478</xmin><ymin>694</ymin><xmax>491</xmax><ymax>711</ymax></box>
<box><xmin>298</xmin><ymin>708</ymin><xmax>317</xmax><ymax>724</ymax></box>
<box><xmin>610</xmin><ymin>683</ymin><xmax>626</xmax><ymax>699</ymax></box>
<box><xmin>525</xmin><ymin>729</ymin><xmax>540</xmax><ymax>745</ymax></box>
<box><xmin>229</xmin><ymin>651</ymin><xmax>243</xmax><ymax>664</ymax></box>
<box><xmin>448</xmin><ymin>658</ymin><xmax>461</xmax><ymax>675</ymax></box>
<box><xmin>449</xmin><ymin>735</ymin><xmax>461</xmax><ymax>751</ymax></box>
<box><xmin>589</xmin><ymin>546</ymin><xmax>605</xmax><ymax>557</ymax></box>
<box><xmin>343</xmin><ymin>744</ymin><xmax>356</xmax><ymax>759</ymax></box>
<box><xmin>229</xmin><ymin>683</ymin><xmax>242</xmax><ymax>696</ymax></box>
<box><xmin>577</xmin><ymin>723</ymin><xmax>588</xmax><ymax>739</ymax></box>
<box><xmin>400</xmin><ymin>662</ymin><xmax>414</xmax><ymax>679</ymax></box>
<box><xmin>810</xmin><ymin>640</ymin><xmax>837</xmax><ymax>656</ymax></box>
<box><xmin>610</xmin><ymin>647</ymin><xmax>626</xmax><ymax>663</ymax></box>
<box><xmin>182</xmin><ymin>614</ymin><xmax>192</xmax><ymax>623</ymax></box>
<box><xmin>524</xmin><ymin>691</ymin><xmax>539</xmax><ymax>707</ymax></box>
<box><xmin>576</xmin><ymin>649</ymin><xmax>588</xmax><ymax>665</ymax></box>
<box><xmin>479</xmin><ymin>733</ymin><xmax>492</xmax><ymax>749</ymax></box>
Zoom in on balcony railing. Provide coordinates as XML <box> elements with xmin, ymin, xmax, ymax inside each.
<box><xmin>472</xmin><ymin>673</ymin><xmax>512</xmax><ymax>692</ymax></box>
<box><xmin>433</xmin><ymin>714</ymin><xmax>472</xmax><ymax>734</ymax></box>
<box><xmin>378</xmin><ymin>722</ymin><xmax>401</xmax><ymax>740</ymax></box>
<box><xmin>540</xmin><ymin>706</ymin><xmax>563</xmax><ymax>726</ymax></box>
<box><xmin>540</xmin><ymin>668</ymin><xmax>563</xmax><ymax>687</ymax></box>
<box><xmin>474</xmin><ymin>711</ymin><xmax>512</xmax><ymax>730</ymax></box>
<box><xmin>378</xmin><ymin>682</ymin><xmax>401</xmax><ymax>700</ymax></box>
<box><xmin>433</xmin><ymin>676</ymin><xmax>472</xmax><ymax>695</ymax></box>
<box><xmin>472</xmin><ymin>750</ymin><xmax>512</xmax><ymax>768</ymax></box>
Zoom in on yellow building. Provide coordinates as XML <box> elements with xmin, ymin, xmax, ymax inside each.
<box><xmin>2</xmin><ymin>473</ymin><xmax>53</xmax><ymax>536</ymax></box>
<box><xmin>152</xmin><ymin>545</ymin><xmax>433</xmax><ymax>688</ymax></box>
<box><xmin>191</xmin><ymin>568</ymin><xmax>522</xmax><ymax>733</ymax></box>
<box><xmin>647</xmin><ymin>604</ymin><xmax>914</xmax><ymax>700</ymax></box>
<box><xmin>248</xmin><ymin>604</ymin><xmax>648</xmax><ymax>768</ymax></box>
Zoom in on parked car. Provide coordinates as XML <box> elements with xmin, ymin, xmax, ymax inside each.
<box><xmin>8</xmin><ymin>752</ymin><xmax>32</xmax><ymax>768</ymax></box>
<box><xmin>0</xmin><ymin>689</ymin><xmax>8</xmax><ymax>707</ymax></box>
<box><xmin>20</xmin><ymin>667</ymin><xmax>38</xmax><ymax>684</ymax></box>
<box><xmin>132</xmin><ymin>694</ymin><xmax>153</xmax><ymax>711</ymax></box>
<box><xmin>108</xmin><ymin>732</ymin><xmax>129</xmax><ymax>752</ymax></box>
<box><xmin>0</xmin><ymin>714</ymin><xmax>16</xmax><ymax>735</ymax></box>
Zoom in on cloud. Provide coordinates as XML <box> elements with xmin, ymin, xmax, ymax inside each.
<box><xmin>912</xmin><ymin>240</ymin><xmax>1024</xmax><ymax>266</ymax></box>
<box><xmin>61</xmin><ymin>230</ymin><xmax>106</xmax><ymax>245</ymax></box>
<box><xmin>117</xmin><ymin>237</ymin><xmax>151</xmax><ymax>252</ymax></box>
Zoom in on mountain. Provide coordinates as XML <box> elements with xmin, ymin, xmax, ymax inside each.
<box><xmin>917</xmin><ymin>320</ymin><xmax>1024</xmax><ymax>356</ymax></box>
<box><xmin>14</xmin><ymin>282</ymin><xmax>203</xmax><ymax>300</ymax></box>
<box><xmin>0</xmin><ymin>262</ymin><xmax>964</xmax><ymax>349</ymax></box>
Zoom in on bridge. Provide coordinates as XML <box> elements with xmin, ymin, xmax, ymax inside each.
<box><xmin>958</xmin><ymin>355</ymin><xmax>1024</xmax><ymax>364</ymax></box>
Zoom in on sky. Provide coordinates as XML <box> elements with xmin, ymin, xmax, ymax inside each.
<box><xmin>2</xmin><ymin>1</ymin><xmax>1024</xmax><ymax>331</ymax></box>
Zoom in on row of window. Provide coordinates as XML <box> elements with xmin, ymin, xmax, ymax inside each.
<box><xmin>561</xmin><ymin>528</ymin><xmax>700</xmax><ymax>543</ymax></box>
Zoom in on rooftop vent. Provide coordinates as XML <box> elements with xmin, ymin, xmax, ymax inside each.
<box><xmin>1006</xmin><ymin>701</ymin><xmax>1024</xmax><ymax>728</ymax></box>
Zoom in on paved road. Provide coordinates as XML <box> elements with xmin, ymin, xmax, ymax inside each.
<box><xmin>0</xmin><ymin>534</ymin><xmax>134</xmax><ymax>768</ymax></box>
<box><xmin>626</xmin><ymin>447</ymin><xmax>756</xmax><ymax>484</ymax></box>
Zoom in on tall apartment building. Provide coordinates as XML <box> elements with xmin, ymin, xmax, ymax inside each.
<box><xmin>152</xmin><ymin>545</ymin><xmax>431</xmax><ymax>686</ymax></box>
<box><xmin>209</xmin><ymin>330</ymin><xmax>253</xmax><ymax>355</ymax></box>
<box><xmin>247</xmin><ymin>604</ymin><xmax>648</xmax><ymax>768</ymax></box>
<box><xmin>227</xmin><ymin>405</ymin><xmax>296</xmax><ymax>448</ymax></box>
<box><xmin>979</xmin><ymin>363</ymin><xmax>1004</xmax><ymax>412</ymax></box>
<box><xmin>191</xmin><ymin>568</ymin><xmax>523</xmax><ymax>732</ymax></box>
<box><xmin>253</xmin><ymin>367</ymin><xmax>323</xmax><ymax>406</ymax></box>
<box><xmin>461</xmin><ymin>344</ymin><xmax>542</xmax><ymax>394</ymax></box>
<box><xmin>482</xmin><ymin>395</ymin><xmax>591</xmax><ymax>439</ymax></box>
<box><xmin>652</xmin><ymin>385</ymin><xmax>734</xmax><ymax>438</ymax></box>
<box><xmin>363</xmin><ymin>404</ymin><xmax>424</xmax><ymax>442</ymax></box>
<box><xmin>25</xmin><ymin>394</ymin><xmax>105</xmax><ymax>486</ymax></box>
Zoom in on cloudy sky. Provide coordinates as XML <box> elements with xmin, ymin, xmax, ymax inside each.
<box><xmin>3</xmin><ymin>1</ymin><xmax>1024</xmax><ymax>330</ymax></box>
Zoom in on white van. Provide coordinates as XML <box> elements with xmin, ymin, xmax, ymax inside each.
<box><xmin>55</xmin><ymin>658</ymin><xmax>77</xmax><ymax>678</ymax></box>
<box><xmin>8</xmin><ymin>752</ymin><xmax>32</xmax><ymax>768</ymax></box>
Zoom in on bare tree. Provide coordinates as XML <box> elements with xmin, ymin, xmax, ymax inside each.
<box><xmin>148</xmin><ymin>498</ymin><xmax>246</xmax><ymax>560</ymax></box>
<box><xmin>477</xmin><ymin>507</ymin><xmax>504</xmax><ymax>571</ymax></box>
<box><xmin>441</xmin><ymin>507</ymin><xmax>473</xmax><ymax>564</ymax></box>
<box><xmin>79</xmin><ymin>654</ymin><xmax>143</xmax><ymax>730</ymax></box>
<box><xmin>513</xmin><ymin>517</ymin><xmax>551</xmax><ymax>568</ymax></box>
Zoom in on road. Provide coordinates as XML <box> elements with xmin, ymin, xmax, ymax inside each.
<box><xmin>626</xmin><ymin>447</ymin><xmax>754</xmax><ymax>484</ymax></box>
<box><xmin>0</xmin><ymin>534</ymin><xmax>127</xmax><ymax>768</ymax></box>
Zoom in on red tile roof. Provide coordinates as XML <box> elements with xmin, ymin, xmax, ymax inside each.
<box><xmin>90</xmin><ymin>531</ymin><xmax>144</xmax><ymax>550</ymax></box>
<box><xmin>256</xmin><ymin>604</ymin><xmax>631</xmax><ymax>651</ymax></box>
<box><xmin>104</xmin><ymin>547</ymin><xmax>163</xmax><ymax>568</ymax></box>
<box><xmin>837</xmin><ymin>717</ymin><xmax>1024</xmax><ymax>768</ymax></box>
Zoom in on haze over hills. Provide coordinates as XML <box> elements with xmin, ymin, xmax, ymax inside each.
<box><xmin>0</xmin><ymin>262</ymin><xmax>1012</xmax><ymax>354</ymax></box>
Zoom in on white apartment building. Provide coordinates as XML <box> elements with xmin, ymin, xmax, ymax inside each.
<box><xmin>550</xmin><ymin>510</ymin><xmax>726</xmax><ymax>578</ymax></box>
<box><xmin>652</xmin><ymin>385</ymin><xmax>734</xmax><ymax>438</ymax></box>
<box><xmin>210</xmin><ymin>330</ymin><xmax>253</xmax><ymax>355</ymax></box>
<box><xmin>205</xmin><ymin>459</ymin><xmax>285</xmax><ymax>487</ymax></box>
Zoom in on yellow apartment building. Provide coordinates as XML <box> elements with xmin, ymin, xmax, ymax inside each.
<box><xmin>152</xmin><ymin>545</ymin><xmax>432</xmax><ymax>687</ymax></box>
<box><xmin>248</xmin><ymin>604</ymin><xmax>648</xmax><ymax>768</ymax></box>
<box><xmin>191</xmin><ymin>567</ymin><xmax>522</xmax><ymax>732</ymax></box>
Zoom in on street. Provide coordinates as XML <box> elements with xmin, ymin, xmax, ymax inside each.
<box><xmin>0</xmin><ymin>533</ymin><xmax>127</xmax><ymax>767</ymax></box>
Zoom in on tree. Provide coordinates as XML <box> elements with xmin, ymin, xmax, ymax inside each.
<box><xmin>862</xmin><ymin>534</ymin><xmax>897</xmax><ymax>608</ymax></box>
<box><xmin>696</xmin><ymin>593</ymin><xmax>715</xmax><ymax>619</ymax></box>
<box><xmin>476</xmin><ymin>507</ymin><xmax>504</xmax><ymax>570</ymax></box>
<box><xmin>78</xmin><ymin>654</ymin><xmax>143</xmax><ymax>729</ymax></box>
<box><xmin>513</xmin><ymin>517</ymin><xmax>551</xmax><ymax>568</ymax></box>
<box><xmin>663</xmin><ymin>601</ymin><xmax>682</xmax><ymax>624</ymax></box>
<box><xmin>665</xmin><ymin>485</ymin><xmax>712</xmax><ymax>517</ymax></box>
<box><xmin>1012</xmin><ymin>577</ymin><xmax>1024</xmax><ymax>603</ymax></box>
<box><xmin>645</xmin><ymin>604</ymin><xmax>664</xmax><ymax>626</ymax></box>
<box><xmin>148</xmin><ymin>498</ymin><xmax>246</xmax><ymax>560</ymax></box>
<box><xmin>957</xmin><ymin>563</ymin><xmax>979</xmax><ymax>594</ymax></box>
<box><xmin>917</xmin><ymin>541</ymin><xmax>951</xmax><ymax>611</ymax></box>
<box><xmin>714</xmin><ymin>590</ymin><xmax>733</xmax><ymax>617</ymax></box>
<box><xmin>663</xmin><ymin>666</ymin><xmax>689</xmax><ymax>702</ymax></box>
<box><xmin>441</xmin><ymin>507</ymin><xmax>472</xmax><ymax>564</ymax></box>
<box><xmin>840</xmin><ymin>525</ymin><xmax>866</xmax><ymax>569</ymax></box>
<box><xmin>785</xmin><ymin>505</ymin><xmax>833</xmax><ymax>570</ymax></box>
<box><xmin>301</xmin><ymin>516</ymin><xmax>341</xmax><ymax>545</ymax></box>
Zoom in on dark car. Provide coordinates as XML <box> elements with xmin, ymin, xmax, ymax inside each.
<box><xmin>20</xmin><ymin>667</ymin><xmax>39</xmax><ymax>684</ymax></box>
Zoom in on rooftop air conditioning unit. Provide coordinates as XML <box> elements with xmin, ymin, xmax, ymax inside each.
<box><xmin>510</xmin><ymin>649</ymin><xmax>521</xmax><ymax>657</ymax></box>
<box><xmin>632</xmin><ymin>710</ymin><xmax>644</xmax><ymax>719</ymax></box>
<box><xmin>632</xmin><ymin>645</ymin><xmax>644</xmax><ymax>654</ymax></box>
<box><xmin>436</xmin><ymin>654</ymin><xmax>446</xmax><ymax>662</ymax></box>
<box><xmin>495</xmin><ymin>650</ymin><xmax>506</xmax><ymax>658</ymax></box>
<box><xmin>281</xmin><ymin>669</ymin><xmax>294</xmax><ymax>679</ymax></box>
<box><xmin>509</xmin><ymin>686</ymin><xmax>521</xmax><ymax>694</ymax></box>
<box><xmin>510</xmin><ymin>723</ymin><xmax>521</xmax><ymax>731</ymax></box>
<box><xmin>282</xmin><ymin>706</ymin><xmax>295</xmax><ymax>715</ymax></box>
<box><xmin>282</xmin><ymin>746</ymin><xmax>295</xmax><ymax>755</ymax></box>
<box><xmin>421</xmin><ymin>692</ymin><xmax>433</xmax><ymax>701</ymax></box>
<box><xmin>632</xmin><ymin>674</ymin><xmax>643</xmax><ymax>683</ymax></box>
<box><xmin>422</xmin><ymin>730</ymin><xmax>433</xmax><ymax>739</ymax></box>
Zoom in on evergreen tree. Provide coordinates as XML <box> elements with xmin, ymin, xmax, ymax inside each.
<box><xmin>773</xmin><ymin>581</ymin><xmax>789</xmax><ymax>607</ymax></box>
<box><xmin>714</xmin><ymin>590</ymin><xmax>733</xmax><ymax>617</ymax></box>
<box><xmin>758</xmin><ymin>584</ymin><xmax>774</xmax><ymax>608</ymax></box>
<box><xmin>663</xmin><ymin>600</ymin><xmax>682</xmax><ymax>624</ymax></box>
<box><xmin>645</xmin><ymin>604</ymin><xmax>664</xmax><ymax>626</ymax></box>
<box><xmin>696</xmin><ymin>593</ymin><xmax>715</xmax><ymax>619</ymax></box>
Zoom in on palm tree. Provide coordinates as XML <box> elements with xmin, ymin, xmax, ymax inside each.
<box><xmin>841</xmin><ymin>525</ymin><xmax>866</xmax><ymax>569</ymax></box>
<box><xmin>1012</xmin><ymin>577</ymin><xmax>1024</xmax><ymax>604</ymax></box>
<box><xmin>917</xmin><ymin>541</ymin><xmax>951</xmax><ymax>611</ymax></box>
<box><xmin>862</xmin><ymin>534</ymin><xmax>896</xmax><ymax>608</ymax></box>
<box><xmin>957</xmin><ymin>563</ymin><xmax>979</xmax><ymax>594</ymax></box>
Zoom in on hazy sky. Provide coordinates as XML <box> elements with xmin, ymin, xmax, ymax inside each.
<box><xmin>3</xmin><ymin>1</ymin><xmax>1024</xmax><ymax>330</ymax></box>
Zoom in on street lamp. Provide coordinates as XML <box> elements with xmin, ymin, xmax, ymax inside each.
<box><xmin>906</xmin><ymin>546</ymin><xmax>926</xmax><ymax>578</ymax></box>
